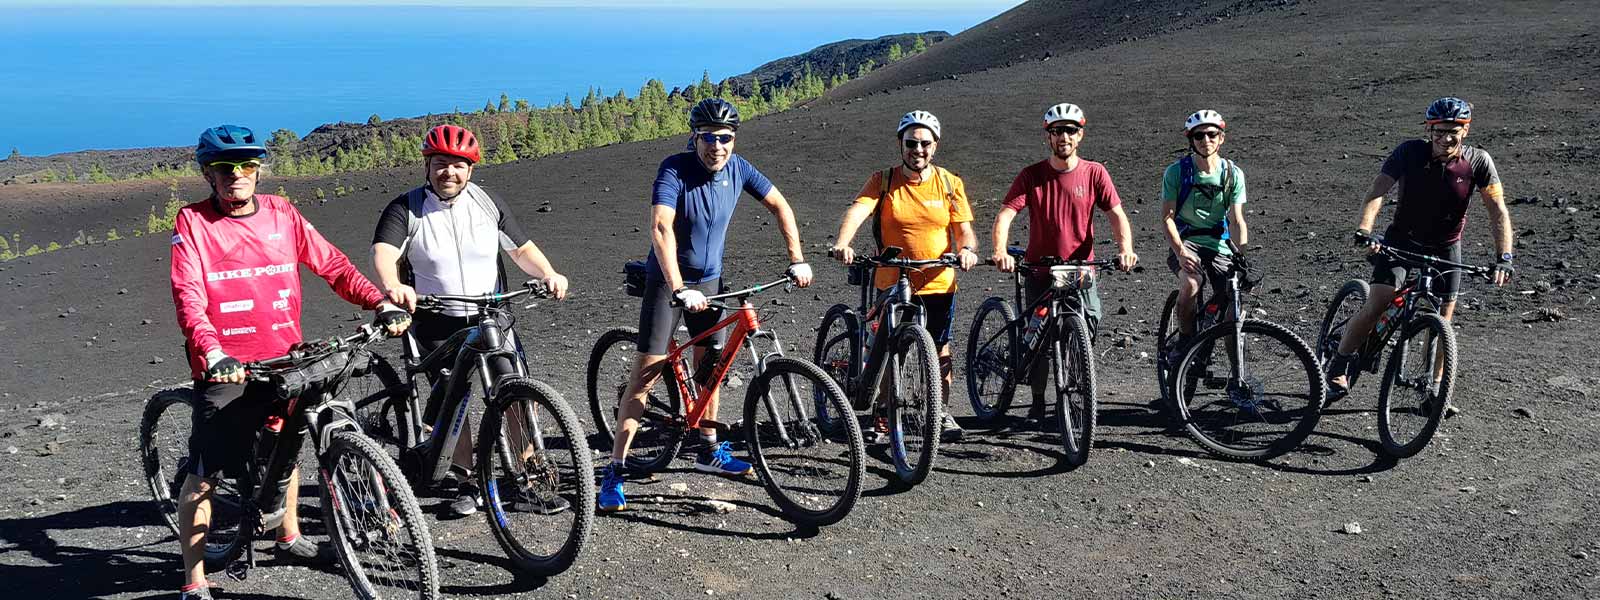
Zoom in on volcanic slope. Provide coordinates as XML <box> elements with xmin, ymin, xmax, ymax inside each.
<box><xmin>4</xmin><ymin>1</ymin><xmax>1600</xmax><ymax>598</ymax></box>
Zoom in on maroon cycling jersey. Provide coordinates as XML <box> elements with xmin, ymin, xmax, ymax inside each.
<box><xmin>1380</xmin><ymin>139</ymin><xmax>1500</xmax><ymax>248</ymax></box>
<box><xmin>170</xmin><ymin>194</ymin><xmax>385</xmax><ymax>378</ymax></box>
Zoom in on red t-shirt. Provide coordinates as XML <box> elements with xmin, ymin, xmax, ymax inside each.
<box><xmin>1001</xmin><ymin>159</ymin><xmax>1121</xmax><ymax>262</ymax></box>
<box><xmin>170</xmin><ymin>194</ymin><xmax>385</xmax><ymax>378</ymax></box>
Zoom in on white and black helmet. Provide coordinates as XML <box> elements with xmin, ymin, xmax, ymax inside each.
<box><xmin>1184</xmin><ymin>109</ymin><xmax>1226</xmax><ymax>133</ymax></box>
<box><xmin>897</xmin><ymin>110</ymin><xmax>942</xmax><ymax>139</ymax></box>
<box><xmin>1043</xmin><ymin>103</ymin><xmax>1086</xmax><ymax>127</ymax></box>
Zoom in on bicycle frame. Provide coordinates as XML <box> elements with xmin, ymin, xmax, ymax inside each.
<box><xmin>1355</xmin><ymin>250</ymin><xmax>1463</xmax><ymax>371</ymax></box>
<box><xmin>841</xmin><ymin>261</ymin><xmax>932</xmax><ymax>407</ymax></box>
<box><xmin>1002</xmin><ymin>257</ymin><xmax>1111</xmax><ymax>375</ymax></box>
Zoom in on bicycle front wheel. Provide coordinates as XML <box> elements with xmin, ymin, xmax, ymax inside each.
<box><xmin>887</xmin><ymin>324</ymin><xmax>942</xmax><ymax>485</ymax></box>
<box><xmin>1377</xmin><ymin>313</ymin><xmax>1456</xmax><ymax>459</ymax></box>
<box><xmin>964</xmin><ymin>297</ymin><xmax>1018</xmax><ymax>423</ymax></box>
<box><xmin>743</xmin><ymin>357</ymin><xmax>865</xmax><ymax>527</ymax></box>
<box><xmin>1054</xmin><ymin>314</ymin><xmax>1098</xmax><ymax>468</ymax></box>
<box><xmin>477</xmin><ymin>377</ymin><xmax>595</xmax><ymax>576</ymax></box>
<box><xmin>319</xmin><ymin>430</ymin><xmax>440</xmax><ymax>600</ymax></box>
<box><xmin>1172</xmin><ymin>319</ymin><xmax>1324</xmax><ymax>461</ymax></box>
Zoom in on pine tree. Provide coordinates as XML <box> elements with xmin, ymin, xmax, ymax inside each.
<box><xmin>888</xmin><ymin>43</ymin><xmax>904</xmax><ymax>62</ymax></box>
<box><xmin>367</xmin><ymin>114</ymin><xmax>382</xmax><ymax>125</ymax></box>
<box><xmin>6</xmin><ymin>147</ymin><xmax>18</xmax><ymax>160</ymax></box>
<box><xmin>912</xmin><ymin>35</ymin><xmax>927</xmax><ymax>54</ymax></box>
<box><xmin>498</xmin><ymin>93</ymin><xmax>511</xmax><ymax>113</ymax></box>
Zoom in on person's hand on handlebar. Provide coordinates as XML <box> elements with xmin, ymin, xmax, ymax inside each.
<box><xmin>674</xmin><ymin>287</ymin><xmax>710</xmax><ymax>312</ymax></box>
<box><xmin>787</xmin><ymin>262</ymin><xmax>813</xmax><ymax>287</ymax></box>
<box><xmin>1115</xmin><ymin>249</ymin><xmax>1139</xmax><ymax>272</ymax></box>
<box><xmin>1353</xmin><ymin>229</ymin><xmax>1381</xmax><ymax>255</ymax></box>
<box><xmin>991</xmin><ymin>250</ymin><xmax>1016</xmax><ymax>273</ymax></box>
<box><xmin>384</xmin><ymin>283</ymin><xmax>417</xmax><ymax>312</ymax></box>
<box><xmin>829</xmin><ymin>246</ymin><xmax>854</xmax><ymax>265</ymax></box>
<box><xmin>1491</xmin><ymin>256</ymin><xmax>1513</xmax><ymax>287</ymax></box>
<box><xmin>541</xmin><ymin>272</ymin><xmax>570</xmax><ymax>300</ymax></box>
<box><xmin>376</xmin><ymin>303</ymin><xmax>411</xmax><ymax>337</ymax></box>
<box><xmin>956</xmin><ymin>247</ymin><xmax>978</xmax><ymax>271</ymax></box>
<box><xmin>204</xmin><ymin>350</ymin><xmax>246</xmax><ymax>384</ymax></box>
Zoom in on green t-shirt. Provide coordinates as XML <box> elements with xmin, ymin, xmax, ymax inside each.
<box><xmin>1162</xmin><ymin>158</ymin><xmax>1247</xmax><ymax>254</ymax></box>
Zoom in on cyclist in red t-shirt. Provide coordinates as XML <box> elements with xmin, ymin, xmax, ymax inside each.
<box><xmin>990</xmin><ymin>103</ymin><xmax>1138</xmax><ymax>430</ymax></box>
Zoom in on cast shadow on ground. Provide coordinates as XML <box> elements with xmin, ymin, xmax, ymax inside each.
<box><xmin>600</xmin><ymin>491</ymin><xmax>821</xmax><ymax>541</ymax></box>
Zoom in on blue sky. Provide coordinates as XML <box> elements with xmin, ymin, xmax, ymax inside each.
<box><xmin>21</xmin><ymin>1</ymin><xmax>1022</xmax><ymax>8</ymax></box>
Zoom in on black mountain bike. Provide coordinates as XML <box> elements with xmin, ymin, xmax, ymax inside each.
<box><xmin>814</xmin><ymin>247</ymin><xmax>955</xmax><ymax>486</ymax></box>
<box><xmin>1314</xmin><ymin>240</ymin><xmax>1491</xmax><ymax>458</ymax></box>
<box><xmin>1154</xmin><ymin>252</ymin><xmax>1324</xmax><ymax>461</ymax></box>
<box><xmin>140</xmin><ymin>323</ymin><xmax>439</xmax><ymax>599</ymax></box>
<box><xmin>353</xmin><ymin>280</ymin><xmax>594</xmax><ymax>575</ymax></box>
<box><xmin>964</xmin><ymin>247</ymin><xmax>1114</xmax><ymax>468</ymax></box>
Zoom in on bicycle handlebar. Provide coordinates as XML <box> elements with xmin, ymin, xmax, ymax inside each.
<box><xmin>669</xmin><ymin>275</ymin><xmax>794</xmax><ymax>309</ymax></box>
<box><xmin>244</xmin><ymin>323</ymin><xmax>384</xmax><ymax>377</ymax></box>
<box><xmin>851</xmin><ymin>253</ymin><xmax>960</xmax><ymax>270</ymax></box>
<box><xmin>417</xmin><ymin>279</ymin><xmax>554</xmax><ymax>310</ymax></box>
<box><xmin>1361</xmin><ymin>236</ymin><xmax>1492</xmax><ymax>278</ymax></box>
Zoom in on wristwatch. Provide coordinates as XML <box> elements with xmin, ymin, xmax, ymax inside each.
<box><xmin>1498</xmin><ymin>252</ymin><xmax>1515</xmax><ymax>263</ymax></box>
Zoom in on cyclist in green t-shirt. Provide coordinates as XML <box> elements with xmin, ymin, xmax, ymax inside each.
<box><xmin>1161</xmin><ymin>110</ymin><xmax>1249</xmax><ymax>361</ymax></box>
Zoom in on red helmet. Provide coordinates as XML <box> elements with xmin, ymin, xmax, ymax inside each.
<box><xmin>422</xmin><ymin>125</ymin><xmax>481</xmax><ymax>164</ymax></box>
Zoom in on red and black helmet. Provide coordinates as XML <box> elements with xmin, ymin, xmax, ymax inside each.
<box><xmin>422</xmin><ymin>124</ymin><xmax>481</xmax><ymax>164</ymax></box>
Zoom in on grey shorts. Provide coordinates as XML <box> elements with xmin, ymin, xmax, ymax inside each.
<box><xmin>1167</xmin><ymin>240</ymin><xmax>1234</xmax><ymax>294</ymax></box>
<box><xmin>637</xmin><ymin>278</ymin><xmax>728</xmax><ymax>354</ymax></box>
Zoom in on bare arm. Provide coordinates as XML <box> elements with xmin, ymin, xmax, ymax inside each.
<box><xmin>1356</xmin><ymin>173</ymin><xmax>1397</xmax><ymax>233</ymax></box>
<box><xmin>1228</xmin><ymin>203</ymin><xmax>1249</xmax><ymax>247</ymax></box>
<box><xmin>1161</xmin><ymin>201</ymin><xmax>1185</xmax><ymax>255</ymax></box>
<box><xmin>755</xmin><ymin>187</ymin><xmax>806</xmax><ymax>264</ymax></box>
<box><xmin>990</xmin><ymin>206</ymin><xmax>1019</xmax><ymax>271</ymax></box>
<box><xmin>831</xmin><ymin>202</ymin><xmax>876</xmax><ymax>262</ymax></box>
<box><xmin>650</xmin><ymin>204</ymin><xmax>683</xmax><ymax>290</ymax></box>
<box><xmin>1105</xmin><ymin>204</ymin><xmax>1139</xmax><ymax>270</ymax></box>
<box><xmin>508</xmin><ymin>240</ymin><xmax>568</xmax><ymax>299</ymax></box>
<box><xmin>371</xmin><ymin>242</ymin><xmax>415</xmax><ymax>311</ymax></box>
<box><xmin>1481</xmin><ymin>182</ymin><xmax>1513</xmax><ymax>255</ymax></box>
<box><xmin>952</xmin><ymin>221</ymin><xmax>979</xmax><ymax>270</ymax></box>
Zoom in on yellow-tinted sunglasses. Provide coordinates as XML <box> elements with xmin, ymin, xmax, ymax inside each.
<box><xmin>206</xmin><ymin>159</ymin><xmax>262</xmax><ymax>177</ymax></box>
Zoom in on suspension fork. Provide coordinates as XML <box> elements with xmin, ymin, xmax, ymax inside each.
<box><xmin>1225</xmin><ymin>278</ymin><xmax>1247</xmax><ymax>381</ymax></box>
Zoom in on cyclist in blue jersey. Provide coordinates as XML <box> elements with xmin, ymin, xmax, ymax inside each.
<box><xmin>599</xmin><ymin>98</ymin><xmax>813</xmax><ymax>512</ymax></box>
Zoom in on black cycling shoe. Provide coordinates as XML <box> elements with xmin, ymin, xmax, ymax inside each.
<box><xmin>178</xmin><ymin>585</ymin><xmax>214</xmax><ymax>600</ymax></box>
<box><xmin>508</xmin><ymin>486</ymin><xmax>572</xmax><ymax>515</ymax></box>
<box><xmin>448</xmin><ymin>484</ymin><xmax>482</xmax><ymax>517</ymax></box>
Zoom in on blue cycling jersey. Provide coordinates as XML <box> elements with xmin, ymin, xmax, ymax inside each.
<box><xmin>644</xmin><ymin>152</ymin><xmax>774</xmax><ymax>284</ymax></box>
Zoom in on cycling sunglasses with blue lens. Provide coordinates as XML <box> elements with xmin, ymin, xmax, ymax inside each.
<box><xmin>694</xmin><ymin>132</ymin><xmax>736</xmax><ymax>145</ymax></box>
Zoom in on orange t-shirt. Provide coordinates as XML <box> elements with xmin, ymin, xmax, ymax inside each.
<box><xmin>853</xmin><ymin>166</ymin><xmax>974</xmax><ymax>294</ymax></box>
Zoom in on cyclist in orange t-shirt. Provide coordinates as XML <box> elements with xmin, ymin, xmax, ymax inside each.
<box><xmin>830</xmin><ymin>110</ymin><xmax>980</xmax><ymax>442</ymax></box>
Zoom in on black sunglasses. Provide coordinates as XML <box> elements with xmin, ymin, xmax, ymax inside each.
<box><xmin>1046</xmin><ymin>125</ymin><xmax>1082</xmax><ymax>136</ymax></box>
<box><xmin>695</xmin><ymin>132</ymin><xmax>735</xmax><ymax>145</ymax></box>
<box><xmin>903</xmin><ymin>139</ymin><xmax>934</xmax><ymax>149</ymax></box>
<box><xmin>1189</xmin><ymin>130</ymin><xmax>1223</xmax><ymax>140</ymax></box>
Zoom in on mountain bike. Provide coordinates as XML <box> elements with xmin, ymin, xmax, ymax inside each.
<box><xmin>1314</xmin><ymin>239</ymin><xmax>1491</xmax><ymax>458</ymax></box>
<box><xmin>349</xmin><ymin>280</ymin><xmax>594</xmax><ymax>576</ymax></box>
<box><xmin>813</xmin><ymin>247</ymin><xmax>955</xmax><ymax>486</ymax></box>
<box><xmin>1153</xmin><ymin>250</ymin><xmax>1324</xmax><ymax>461</ymax></box>
<box><xmin>140</xmin><ymin>323</ymin><xmax>439</xmax><ymax>599</ymax></box>
<box><xmin>587</xmin><ymin>274</ymin><xmax>865</xmax><ymax>527</ymax></box>
<box><xmin>963</xmin><ymin>247</ymin><xmax>1115</xmax><ymax>468</ymax></box>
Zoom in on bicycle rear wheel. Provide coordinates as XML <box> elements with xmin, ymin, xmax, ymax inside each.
<box><xmin>887</xmin><ymin>324</ymin><xmax>942</xmax><ymax>485</ymax></box>
<box><xmin>964</xmin><ymin>297</ymin><xmax>1018</xmax><ymax>423</ymax></box>
<box><xmin>586</xmin><ymin>327</ymin><xmax>684</xmax><ymax>471</ymax></box>
<box><xmin>1054</xmin><ymin>314</ymin><xmax>1098</xmax><ymax>468</ymax></box>
<box><xmin>319</xmin><ymin>429</ymin><xmax>440</xmax><ymax>600</ymax></box>
<box><xmin>1377</xmin><ymin>313</ymin><xmax>1455</xmax><ymax>459</ymax></box>
<box><xmin>813</xmin><ymin>304</ymin><xmax>862</xmax><ymax>432</ymax></box>
<box><xmin>477</xmin><ymin>377</ymin><xmax>595</xmax><ymax>576</ymax></box>
<box><xmin>1172</xmin><ymin>319</ymin><xmax>1324</xmax><ymax>461</ymax></box>
<box><xmin>1316</xmin><ymin>280</ymin><xmax>1369</xmax><ymax>364</ymax></box>
<box><xmin>138</xmin><ymin>388</ymin><xmax>249</xmax><ymax>569</ymax></box>
<box><xmin>1155</xmin><ymin>291</ymin><xmax>1186</xmax><ymax>407</ymax></box>
<box><xmin>743</xmin><ymin>357</ymin><xmax>865</xmax><ymax>527</ymax></box>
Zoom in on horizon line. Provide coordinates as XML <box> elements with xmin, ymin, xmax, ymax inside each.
<box><xmin>13</xmin><ymin>1</ymin><xmax>1021</xmax><ymax>9</ymax></box>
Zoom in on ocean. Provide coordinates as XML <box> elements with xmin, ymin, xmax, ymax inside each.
<box><xmin>0</xmin><ymin>5</ymin><xmax>1004</xmax><ymax>156</ymax></box>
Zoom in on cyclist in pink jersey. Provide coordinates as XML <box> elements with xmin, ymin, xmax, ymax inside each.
<box><xmin>169</xmin><ymin>125</ymin><xmax>410</xmax><ymax>600</ymax></box>
<box><xmin>990</xmin><ymin>103</ymin><xmax>1138</xmax><ymax>430</ymax></box>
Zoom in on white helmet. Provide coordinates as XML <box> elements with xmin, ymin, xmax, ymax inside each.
<box><xmin>1043</xmin><ymin>103</ymin><xmax>1086</xmax><ymax>127</ymax></box>
<box><xmin>1184</xmin><ymin>109</ymin><xmax>1226</xmax><ymax>133</ymax></box>
<box><xmin>897</xmin><ymin>110</ymin><xmax>942</xmax><ymax>139</ymax></box>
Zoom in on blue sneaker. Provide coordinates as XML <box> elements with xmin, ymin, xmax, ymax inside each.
<box><xmin>694</xmin><ymin>441</ymin><xmax>752</xmax><ymax>476</ymax></box>
<box><xmin>597</xmin><ymin>463</ymin><xmax>627</xmax><ymax>512</ymax></box>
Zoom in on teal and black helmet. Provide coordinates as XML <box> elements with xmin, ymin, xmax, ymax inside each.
<box><xmin>195</xmin><ymin>124</ymin><xmax>268</xmax><ymax>166</ymax></box>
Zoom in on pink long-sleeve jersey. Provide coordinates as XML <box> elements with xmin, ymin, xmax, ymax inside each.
<box><xmin>170</xmin><ymin>194</ymin><xmax>385</xmax><ymax>379</ymax></box>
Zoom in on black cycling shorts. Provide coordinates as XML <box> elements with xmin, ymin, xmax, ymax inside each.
<box><xmin>637</xmin><ymin>278</ymin><xmax>728</xmax><ymax>355</ymax></box>
<box><xmin>877</xmin><ymin>291</ymin><xmax>956</xmax><ymax>346</ymax></box>
<box><xmin>1369</xmin><ymin>240</ymin><xmax>1462</xmax><ymax>300</ymax></box>
<box><xmin>187</xmin><ymin>380</ymin><xmax>277</xmax><ymax>479</ymax></box>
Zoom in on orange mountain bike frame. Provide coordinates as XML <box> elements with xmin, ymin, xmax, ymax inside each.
<box><xmin>663</xmin><ymin>298</ymin><xmax>761</xmax><ymax>431</ymax></box>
